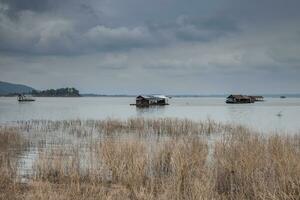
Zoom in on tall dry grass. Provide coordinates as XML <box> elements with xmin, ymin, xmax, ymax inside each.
<box><xmin>0</xmin><ymin>128</ymin><xmax>27</xmax><ymax>199</ymax></box>
<box><xmin>16</xmin><ymin>118</ymin><xmax>224</xmax><ymax>137</ymax></box>
<box><xmin>1</xmin><ymin>118</ymin><xmax>300</xmax><ymax>199</ymax></box>
<box><xmin>31</xmin><ymin>137</ymin><xmax>209</xmax><ymax>199</ymax></box>
<box><xmin>214</xmin><ymin>132</ymin><xmax>300</xmax><ymax>199</ymax></box>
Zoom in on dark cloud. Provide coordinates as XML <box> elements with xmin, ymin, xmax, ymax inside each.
<box><xmin>0</xmin><ymin>0</ymin><xmax>239</xmax><ymax>55</ymax></box>
<box><xmin>1</xmin><ymin>0</ymin><xmax>53</xmax><ymax>13</ymax></box>
<box><xmin>1</xmin><ymin>0</ymin><xmax>97</xmax><ymax>15</ymax></box>
<box><xmin>226</xmin><ymin>0</ymin><xmax>300</xmax><ymax>22</ymax></box>
<box><xmin>1</xmin><ymin>0</ymin><xmax>300</xmax><ymax>93</ymax></box>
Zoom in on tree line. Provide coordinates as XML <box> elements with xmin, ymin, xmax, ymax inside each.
<box><xmin>32</xmin><ymin>88</ymin><xmax>80</xmax><ymax>97</ymax></box>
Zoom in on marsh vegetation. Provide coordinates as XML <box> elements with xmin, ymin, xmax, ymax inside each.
<box><xmin>1</xmin><ymin>118</ymin><xmax>300</xmax><ymax>199</ymax></box>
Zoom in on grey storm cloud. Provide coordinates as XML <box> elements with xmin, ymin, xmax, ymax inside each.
<box><xmin>1</xmin><ymin>0</ymin><xmax>53</xmax><ymax>13</ymax></box>
<box><xmin>0</xmin><ymin>0</ymin><xmax>241</xmax><ymax>55</ymax></box>
<box><xmin>0</xmin><ymin>0</ymin><xmax>300</xmax><ymax>94</ymax></box>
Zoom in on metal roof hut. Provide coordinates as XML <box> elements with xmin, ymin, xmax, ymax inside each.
<box><xmin>226</xmin><ymin>95</ymin><xmax>254</xmax><ymax>104</ymax></box>
<box><xmin>135</xmin><ymin>95</ymin><xmax>169</xmax><ymax>107</ymax></box>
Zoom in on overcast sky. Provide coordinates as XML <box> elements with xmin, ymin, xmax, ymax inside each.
<box><xmin>0</xmin><ymin>0</ymin><xmax>299</xmax><ymax>94</ymax></box>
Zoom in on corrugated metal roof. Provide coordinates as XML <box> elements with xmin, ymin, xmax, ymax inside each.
<box><xmin>227</xmin><ymin>95</ymin><xmax>251</xmax><ymax>99</ymax></box>
<box><xmin>151</xmin><ymin>95</ymin><xmax>168</xmax><ymax>99</ymax></box>
<box><xmin>136</xmin><ymin>95</ymin><xmax>168</xmax><ymax>100</ymax></box>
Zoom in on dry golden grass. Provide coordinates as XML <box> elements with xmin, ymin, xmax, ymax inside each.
<box><xmin>18</xmin><ymin>117</ymin><xmax>224</xmax><ymax>137</ymax></box>
<box><xmin>0</xmin><ymin>128</ymin><xmax>27</xmax><ymax>200</ymax></box>
<box><xmin>1</xmin><ymin>118</ymin><xmax>300</xmax><ymax>199</ymax></box>
<box><xmin>214</xmin><ymin>131</ymin><xmax>300</xmax><ymax>199</ymax></box>
<box><xmin>31</xmin><ymin>137</ymin><xmax>209</xmax><ymax>199</ymax></box>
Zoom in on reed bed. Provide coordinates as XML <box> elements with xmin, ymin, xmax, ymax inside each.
<box><xmin>1</xmin><ymin>118</ymin><xmax>300</xmax><ymax>199</ymax></box>
<box><xmin>15</xmin><ymin>117</ymin><xmax>225</xmax><ymax>137</ymax></box>
<box><xmin>0</xmin><ymin>128</ymin><xmax>28</xmax><ymax>199</ymax></box>
<box><xmin>214</xmin><ymin>132</ymin><xmax>300</xmax><ymax>199</ymax></box>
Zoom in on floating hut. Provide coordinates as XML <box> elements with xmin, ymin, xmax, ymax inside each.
<box><xmin>226</xmin><ymin>95</ymin><xmax>254</xmax><ymax>104</ymax></box>
<box><xmin>131</xmin><ymin>95</ymin><xmax>169</xmax><ymax>107</ymax></box>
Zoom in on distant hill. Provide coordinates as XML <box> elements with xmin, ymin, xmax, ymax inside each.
<box><xmin>0</xmin><ymin>81</ymin><xmax>35</xmax><ymax>96</ymax></box>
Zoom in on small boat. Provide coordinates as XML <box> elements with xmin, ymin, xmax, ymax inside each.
<box><xmin>18</xmin><ymin>94</ymin><xmax>35</xmax><ymax>102</ymax></box>
<box><xmin>280</xmin><ymin>96</ymin><xmax>286</xmax><ymax>99</ymax></box>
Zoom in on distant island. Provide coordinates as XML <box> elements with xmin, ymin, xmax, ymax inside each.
<box><xmin>32</xmin><ymin>88</ymin><xmax>80</xmax><ymax>97</ymax></box>
<box><xmin>0</xmin><ymin>81</ymin><xmax>81</xmax><ymax>97</ymax></box>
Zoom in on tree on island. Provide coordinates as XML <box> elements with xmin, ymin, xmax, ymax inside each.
<box><xmin>32</xmin><ymin>88</ymin><xmax>80</xmax><ymax>97</ymax></box>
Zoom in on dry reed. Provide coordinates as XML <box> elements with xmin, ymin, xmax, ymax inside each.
<box><xmin>0</xmin><ymin>128</ymin><xmax>27</xmax><ymax>199</ymax></box>
<box><xmin>1</xmin><ymin>118</ymin><xmax>300</xmax><ymax>199</ymax></box>
<box><xmin>16</xmin><ymin>118</ymin><xmax>224</xmax><ymax>137</ymax></box>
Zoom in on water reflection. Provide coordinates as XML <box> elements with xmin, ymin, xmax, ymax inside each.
<box><xmin>136</xmin><ymin>106</ymin><xmax>166</xmax><ymax>116</ymax></box>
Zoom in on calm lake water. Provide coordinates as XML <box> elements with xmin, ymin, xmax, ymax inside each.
<box><xmin>1</xmin><ymin>97</ymin><xmax>300</xmax><ymax>132</ymax></box>
<box><xmin>1</xmin><ymin>96</ymin><xmax>300</xmax><ymax>180</ymax></box>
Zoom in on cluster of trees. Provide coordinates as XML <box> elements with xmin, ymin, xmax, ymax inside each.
<box><xmin>32</xmin><ymin>88</ymin><xmax>80</xmax><ymax>97</ymax></box>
